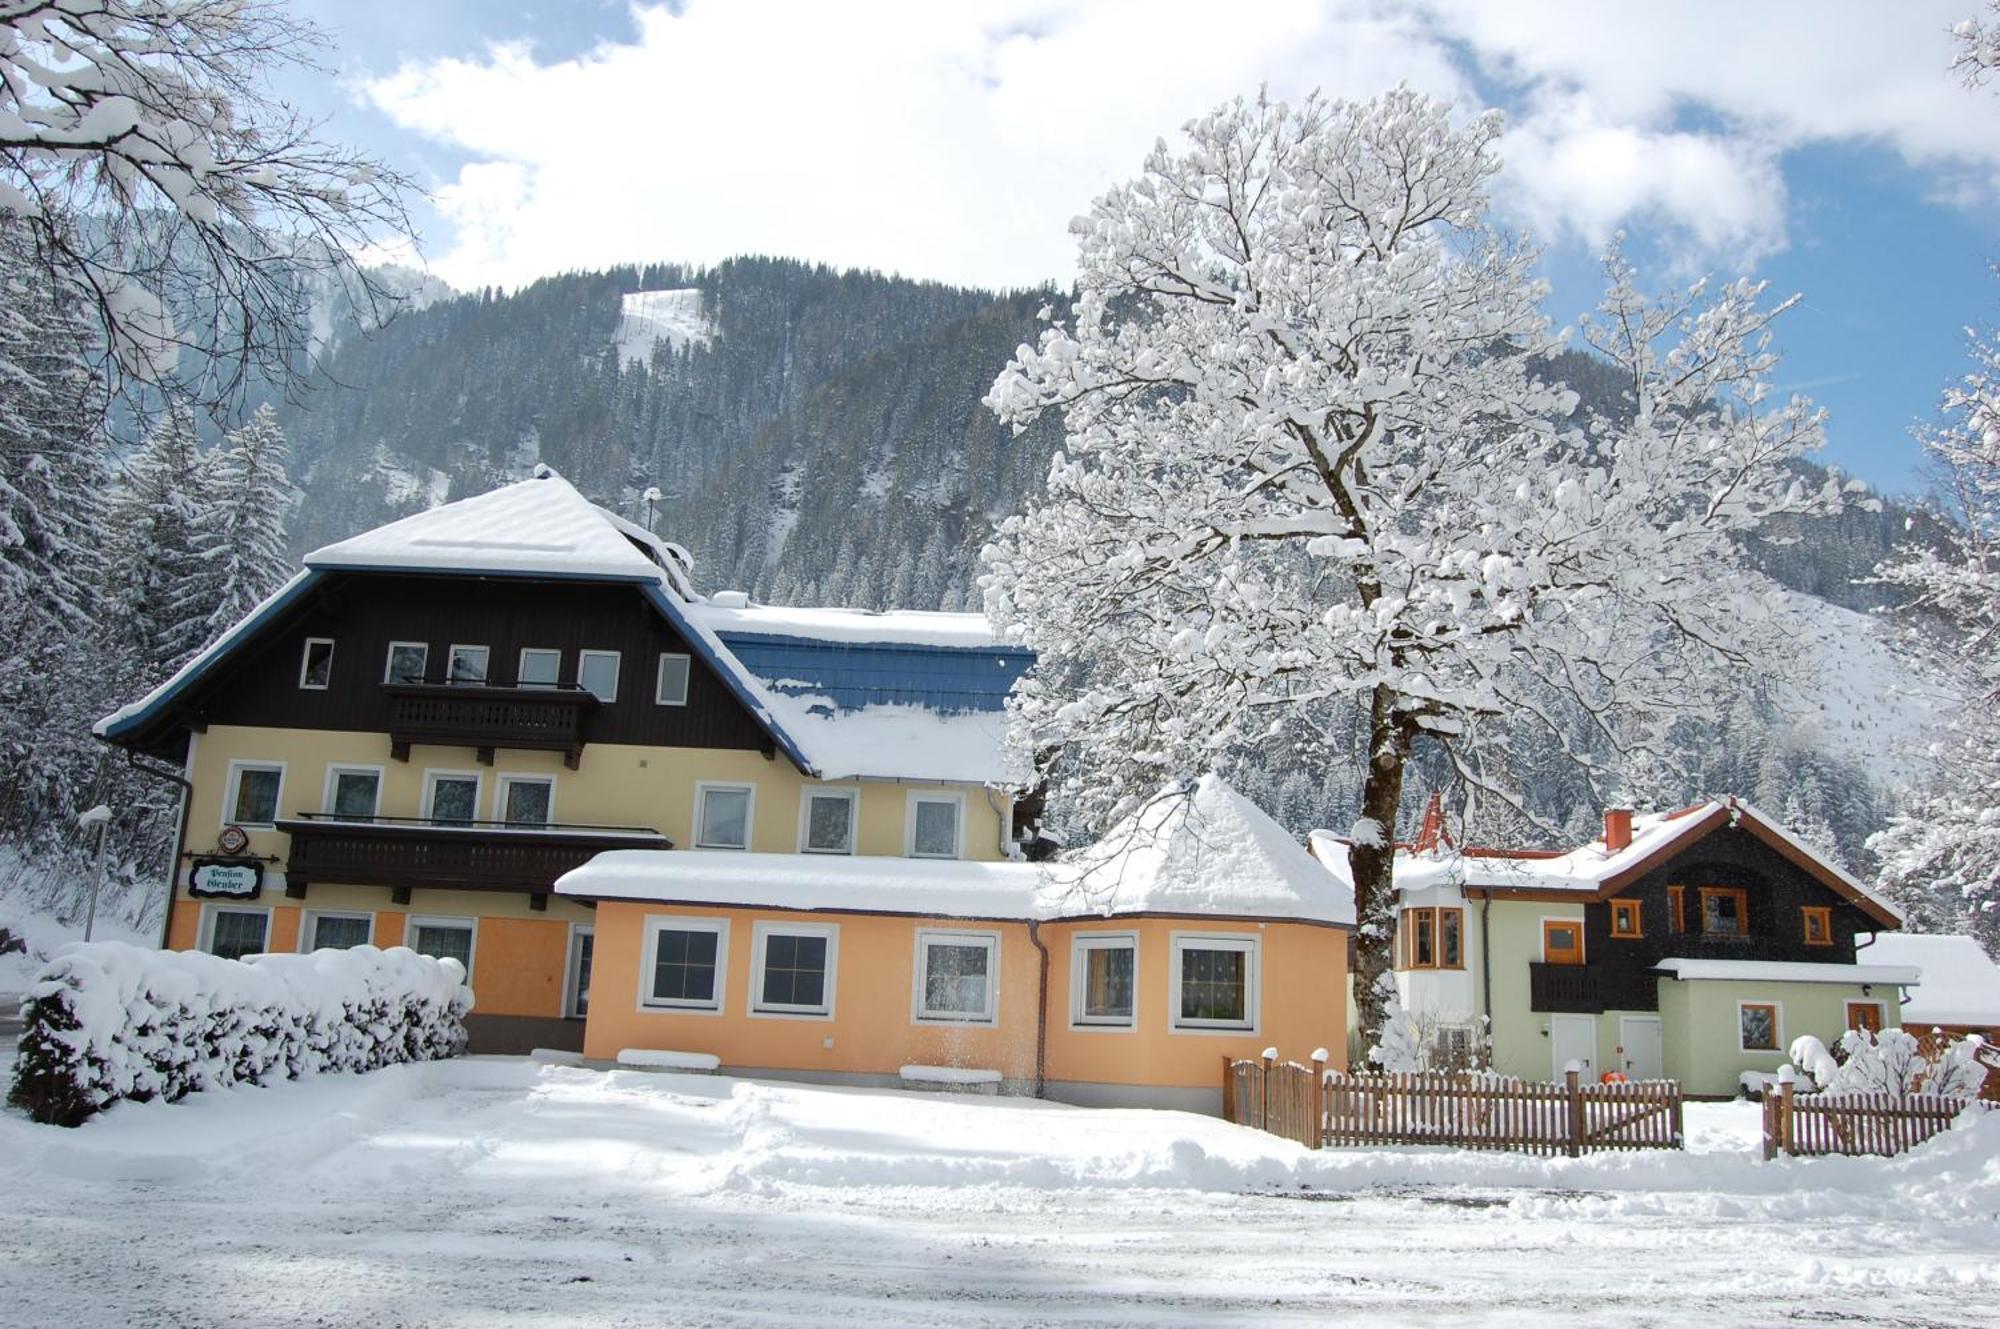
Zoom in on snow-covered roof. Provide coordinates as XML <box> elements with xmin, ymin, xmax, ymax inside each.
<box><xmin>305</xmin><ymin>468</ymin><xmax>664</xmax><ymax>581</ymax></box>
<box><xmin>560</xmin><ymin>775</ymin><xmax>1352</xmax><ymax>926</ymax></box>
<box><xmin>1307</xmin><ymin>797</ymin><xmax>1901</xmax><ymax>928</ymax></box>
<box><xmin>1858</xmin><ymin>933</ymin><xmax>2000</xmax><ymax>1027</ymax></box>
<box><xmin>691</xmin><ymin>601</ymin><xmax>1005</xmax><ymax>649</ymax></box>
<box><xmin>98</xmin><ymin>469</ymin><xmax>1034</xmax><ymax>787</ymax></box>
<box><xmin>1653</xmin><ymin>958</ymin><xmax>1921</xmax><ymax>986</ymax></box>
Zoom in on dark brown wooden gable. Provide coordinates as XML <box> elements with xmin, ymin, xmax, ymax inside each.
<box><xmin>140</xmin><ymin>571</ymin><xmax>771</xmax><ymax>755</ymax></box>
<box><xmin>1577</xmin><ymin>826</ymin><xmax>1877</xmax><ymax>1003</ymax></box>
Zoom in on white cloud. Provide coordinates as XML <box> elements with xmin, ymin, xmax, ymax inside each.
<box><xmin>364</xmin><ymin>0</ymin><xmax>2000</xmax><ymax>291</ymax></box>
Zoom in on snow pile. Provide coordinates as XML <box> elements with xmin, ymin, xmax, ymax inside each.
<box><xmin>8</xmin><ymin>942</ymin><xmax>472</xmax><ymax>1126</ymax></box>
<box><xmin>615</xmin><ymin>288</ymin><xmax>714</xmax><ymax>366</ymax></box>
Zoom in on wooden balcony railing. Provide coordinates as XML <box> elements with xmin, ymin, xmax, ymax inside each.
<box><xmin>1529</xmin><ymin>962</ymin><xmax>1607</xmax><ymax>1014</ymax></box>
<box><xmin>277</xmin><ymin>813</ymin><xmax>669</xmax><ymax>908</ymax></box>
<box><xmin>383</xmin><ymin>682</ymin><xmax>599</xmax><ymax>768</ymax></box>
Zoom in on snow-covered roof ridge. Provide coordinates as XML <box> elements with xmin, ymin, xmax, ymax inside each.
<box><xmin>1306</xmin><ymin>795</ymin><xmax>1900</xmax><ymax>927</ymax></box>
<box><xmin>306</xmin><ymin>468</ymin><xmax>664</xmax><ymax>582</ymax></box>
<box><xmin>1046</xmin><ymin>775</ymin><xmax>1355</xmax><ymax>925</ymax></box>
<box><xmin>561</xmin><ymin>776</ymin><xmax>1352</xmax><ymax>926</ymax></box>
<box><xmin>1859</xmin><ymin>932</ymin><xmax>2000</xmax><ymax>1026</ymax></box>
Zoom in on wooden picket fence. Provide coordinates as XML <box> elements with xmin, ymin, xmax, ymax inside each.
<box><xmin>1761</xmin><ymin>1080</ymin><xmax>1986</xmax><ymax>1159</ymax></box>
<box><xmin>1222</xmin><ymin>1055</ymin><xmax>1684</xmax><ymax>1156</ymax></box>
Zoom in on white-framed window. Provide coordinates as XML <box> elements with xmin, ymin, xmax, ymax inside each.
<box><xmin>907</xmin><ymin>791</ymin><xmax>964</xmax><ymax>860</ymax></box>
<box><xmin>407</xmin><ymin>915</ymin><xmax>477</xmax><ymax>980</ymax></box>
<box><xmin>1170</xmin><ymin>933</ymin><xmax>1259</xmax><ymax>1033</ymax></box>
<box><xmin>656</xmin><ymin>652</ymin><xmax>691</xmax><ymax>706</ymax></box>
<box><xmin>322</xmin><ymin>765</ymin><xmax>383</xmax><ymax>820</ymax></box>
<box><xmin>1738</xmin><ymin>1000</ymin><xmax>1783</xmax><ymax>1053</ymax></box>
<box><xmin>564</xmin><ymin>923</ymin><xmax>595</xmax><ymax>1020</ymax></box>
<box><xmin>305</xmin><ymin>911</ymin><xmax>373</xmax><ymax>951</ymax></box>
<box><xmin>447</xmin><ymin>643</ymin><xmax>490</xmax><ymax>685</ymax></box>
<box><xmin>694</xmin><ymin>782</ymin><xmax>754</xmax><ymax>850</ymax></box>
<box><xmin>517</xmin><ymin>647</ymin><xmax>561</xmax><ymax>689</ymax></box>
<box><xmin>384</xmin><ymin>640</ymin><xmax>429</xmax><ymax>684</ymax></box>
<box><xmin>799</xmin><ymin>787</ymin><xmax>858</xmax><ymax>855</ymax></box>
<box><xmin>1070</xmin><ymin>932</ymin><xmax>1138</xmax><ymax>1029</ymax></box>
<box><xmin>750</xmin><ymin>921</ymin><xmax>838</xmax><ymax>1019</ymax></box>
<box><xmin>496</xmin><ymin>773</ymin><xmax>555</xmax><ymax>826</ymax></box>
<box><xmin>578</xmin><ymin>649</ymin><xmax>620</xmax><ymax>703</ymax></box>
<box><xmin>223</xmin><ymin>760</ymin><xmax>285</xmax><ymax>829</ymax></box>
<box><xmin>422</xmin><ymin>770</ymin><xmax>483</xmax><ymax>823</ymax></box>
<box><xmin>298</xmin><ymin>637</ymin><xmax>335</xmax><ymax>690</ymax></box>
<box><xmin>640</xmin><ymin>916</ymin><xmax>729</xmax><ymax>1013</ymax></box>
<box><xmin>913</xmin><ymin>929</ymin><xmax>999</xmax><ymax>1025</ymax></box>
<box><xmin>200</xmin><ymin>904</ymin><xmax>271</xmax><ymax>961</ymax></box>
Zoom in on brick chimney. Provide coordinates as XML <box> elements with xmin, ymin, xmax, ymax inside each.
<box><xmin>1604</xmin><ymin>807</ymin><xmax>1633</xmax><ymax>853</ymax></box>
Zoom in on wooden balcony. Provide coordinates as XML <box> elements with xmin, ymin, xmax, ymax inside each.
<box><xmin>1529</xmin><ymin>962</ymin><xmax>1607</xmax><ymax>1014</ymax></box>
<box><xmin>383</xmin><ymin>682</ymin><xmax>599</xmax><ymax>768</ymax></box>
<box><xmin>278</xmin><ymin>814</ymin><xmax>669</xmax><ymax>908</ymax></box>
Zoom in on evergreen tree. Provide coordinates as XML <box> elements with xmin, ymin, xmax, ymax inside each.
<box><xmin>203</xmin><ymin>404</ymin><xmax>294</xmax><ymax>635</ymax></box>
<box><xmin>0</xmin><ymin>225</ymin><xmax>108</xmax><ymax>627</ymax></box>
<box><xmin>104</xmin><ymin>406</ymin><xmax>213</xmax><ymax>673</ymax></box>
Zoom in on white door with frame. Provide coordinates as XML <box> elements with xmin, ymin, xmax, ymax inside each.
<box><xmin>1550</xmin><ymin>1013</ymin><xmax>1597</xmax><ymax>1080</ymax></box>
<box><xmin>566</xmin><ymin>926</ymin><xmax>594</xmax><ymax>1019</ymax></box>
<box><xmin>1618</xmin><ymin>1015</ymin><xmax>1664</xmax><ymax>1080</ymax></box>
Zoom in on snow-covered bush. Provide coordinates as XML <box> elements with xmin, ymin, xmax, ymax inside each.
<box><xmin>1788</xmin><ymin>1034</ymin><xmax>1840</xmax><ymax>1091</ymax></box>
<box><xmin>8</xmin><ymin>942</ymin><xmax>473</xmax><ymax>1127</ymax></box>
<box><xmin>1816</xmin><ymin>1028</ymin><xmax>1988</xmax><ymax>1100</ymax></box>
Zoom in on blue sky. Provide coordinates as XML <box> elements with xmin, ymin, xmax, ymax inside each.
<box><xmin>280</xmin><ymin>2</ymin><xmax>2000</xmax><ymax>495</ymax></box>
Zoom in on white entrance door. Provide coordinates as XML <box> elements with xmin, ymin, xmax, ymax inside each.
<box><xmin>1619</xmin><ymin>1015</ymin><xmax>1664</xmax><ymax>1080</ymax></box>
<box><xmin>1550</xmin><ymin>1013</ymin><xmax>1597</xmax><ymax>1080</ymax></box>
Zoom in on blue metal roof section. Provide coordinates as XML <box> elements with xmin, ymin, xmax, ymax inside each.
<box><xmin>717</xmin><ymin>632</ymin><xmax>1035</xmax><ymax>716</ymax></box>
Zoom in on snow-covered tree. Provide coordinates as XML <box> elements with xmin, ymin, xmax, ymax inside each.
<box><xmin>1955</xmin><ymin>2</ymin><xmax>2000</xmax><ymax>84</ymax></box>
<box><xmin>103</xmin><ymin>404</ymin><xmax>212</xmax><ymax>671</ymax></box>
<box><xmin>202</xmin><ymin>402</ymin><xmax>292</xmax><ymax>635</ymax></box>
<box><xmin>0</xmin><ymin>0</ymin><xmax>414</xmax><ymax>410</ymax></box>
<box><xmin>981</xmin><ymin>87</ymin><xmax>1843</xmax><ymax>1036</ymax></box>
<box><xmin>1869</xmin><ymin>315</ymin><xmax>2000</xmax><ymax>955</ymax></box>
<box><xmin>1819</xmin><ymin>1027</ymin><xmax>1987</xmax><ymax>1100</ymax></box>
<box><xmin>0</xmin><ymin>220</ymin><xmax>106</xmax><ymax>625</ymax></box>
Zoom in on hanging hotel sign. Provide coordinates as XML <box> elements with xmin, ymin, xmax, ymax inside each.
<box><xmin>188</xmin><ymin>857</ymin><xmax>265</xmax><ymax>899</ymax></box>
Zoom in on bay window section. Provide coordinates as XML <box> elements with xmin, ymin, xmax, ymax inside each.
<box><xmin>1172</xmin><ymin>934</ymin><xmax>1258</xmax><ymax>1032</ymax></box>
<box><xmin>1072</xmin><ymin>934</ymin><xmax>1137</xmax><ymax>1028</ymax></box>
<box><xmin>914</xmin><ymin>930</ymin><xmax>998</xmax><ymax>1024</ymax></box>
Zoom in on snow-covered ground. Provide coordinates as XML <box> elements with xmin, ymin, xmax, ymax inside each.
<box><xmin>615</xmin><ymin>287</ymin><xmax>714</xmax><ymax>366</ymax></box>
<box><xmin>2</xmin><ymin>1059</ymin><xmax>1995</xmax><ymax>1326</ymax></box>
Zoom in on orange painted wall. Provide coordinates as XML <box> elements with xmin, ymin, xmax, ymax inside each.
<box><xmin>167</xmin><ymin>899</ymin><xmax>570</xmax><ymax>1019</ymax></box>
<box><xmin>581</xmin><ymin>903</ymin><xmax>1044</xmax><ymax>1076</ymax></box>
<box><xmin>1042</xmin><ymin>918</ymin><xmax>1347</xmax><ymax>1088</ymax></box>
<box><xmin>581</xmin><ymin>903</ymin><xmax>1349</xmax><ymax>1090</ymax></box>
<box><xmin>471</xmin><ymin>916</ymin><xmax>573</xmax><ymax>1018</ymax></box>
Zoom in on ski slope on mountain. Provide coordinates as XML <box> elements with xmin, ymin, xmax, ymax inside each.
<box><xmin>1781</xmin><ymin>591</ymin><xmax>1951</xmax><ymax>786</ymax></box>
<box><xmin>615</xmin><ymin>287</ymin><xmax>714</xmax><ymax>365</ymax></box>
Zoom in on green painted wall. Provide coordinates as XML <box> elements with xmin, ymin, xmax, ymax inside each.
<box><xmin>1485</xmin><ymin>900</ymin><xmax>1583</xmax><ymax>1080</ymax></box>
<box><xmin>1656</xmin><ymin>977</ymin><xmax>1901</xmax><ymax>1096</ymax></box>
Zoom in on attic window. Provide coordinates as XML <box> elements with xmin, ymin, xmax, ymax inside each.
<box><xmin>1802</xmin><ymin>906</ymin><xmax>1833</xmax><ymax>947</ymax></box>
<box><xmin>298</xmin><ymin>638</ymin><xmax>334</xmax><ymax>690</ymax></box>
<box><xmin>656</xmin><ymin>653</ymin><xmax>690</xmax><ymax>706</ymax></box>
<box><xmin>1610</xmin><ymin>899</ymin><xmax>1643</xmax><ymax>939</ymax></box>
<box><xmin>1698</xmin><ymin>887</ymin><xmax>1750</xmax><ymax>938</ymax></box>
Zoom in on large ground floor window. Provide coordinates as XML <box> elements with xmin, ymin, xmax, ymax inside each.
<box><xmin>1171</xmin><ymin>933</ymin><xmax>1258</xmax><ymax>1032</ymax></box>
<box><xmin>409</xmin><ymin>916</ymin><xmax>477</xmax><ymax>980</ymax></box>
<box><xmin>203</xmin><ymin>906</ymin><xmax>269</xmax><ymax>961</ymax></box>
<box><xmin>914</xmin><ymin>930</ymin><xmax>998</xmax><ymax>1024</ymax></box>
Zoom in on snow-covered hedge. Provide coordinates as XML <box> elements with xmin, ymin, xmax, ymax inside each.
<box><xmin>8</xmin><ymin>942</ymin><xmax>473</xmax><ymax>1127</ymax></box>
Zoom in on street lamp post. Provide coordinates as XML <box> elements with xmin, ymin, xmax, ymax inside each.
<box><xmin>78</xmin><ymin>804</ymin><xmax>111</xmax><ymax>944</ymax></box>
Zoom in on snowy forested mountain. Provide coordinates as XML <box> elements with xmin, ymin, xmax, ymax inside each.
<box><xmin>253</xmin><ymin>257</ymin><xmax>1948</xmax><ymax>868</ymax></box>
